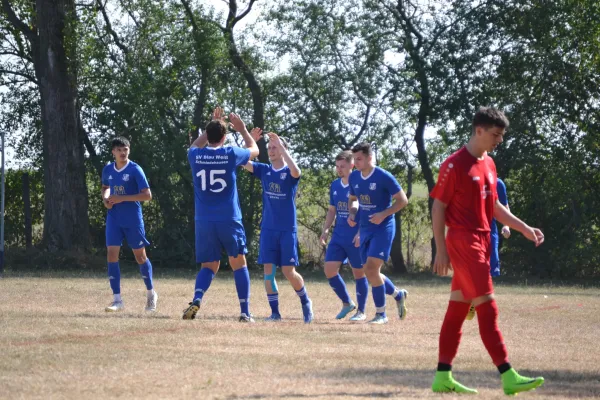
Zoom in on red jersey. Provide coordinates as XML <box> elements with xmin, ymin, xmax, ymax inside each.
<box><xmin>430</xmin><ymin>146</ymin><xmax>498</xmax><ymax>232</ymax></box>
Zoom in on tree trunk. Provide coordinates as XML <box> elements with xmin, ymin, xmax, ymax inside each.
<box><xmin>22</xmin><ymin>172</ymin><xmax>32</xmax><ymax>248</ymax></box>
<box><xmin>38</xmin><ymin>0</ymin><xmax>91</xmax><ymax>251</ymax></box>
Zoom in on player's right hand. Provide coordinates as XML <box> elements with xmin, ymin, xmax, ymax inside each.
<box><xmin>353</xmin><ymin>233</ymin><xmax>360</xmax><ymax>248</ymax></box>
<box><xmin>103</xmin><ymin>198</ymin><xmax>113</xmax><ymax>210</ymax></box>
<box><xmin>250</xmin><ymin>127</ymin><xmax>263</xmax><ymax>142</ymax></box>
<box><xmin>433</xmin><ymin>248</ymin><xmax>452</xmax><ymax>276</ymax></box>
<box><xmin>212</xmin><ymin>106</ymin><xmax>226</xmax><ymax>121</ymax></box>
<box><xmin>320</xmin><ymin>231</ymin><xmax>328</xmax><ymax>246</ymax></box>
<box><xmin>523</xmin><ymin>226</ymin><xmax>544</xmax><ymax>247</ymax></box>
<box><xmin>229</xmin><ymin>113</ymin><xmax>246</xmax><ymax>132</ymax></box>
<box><xmin>347</xmin><ymin>213</ymin><xmax>357</xmax><ymax>227</ymax></box>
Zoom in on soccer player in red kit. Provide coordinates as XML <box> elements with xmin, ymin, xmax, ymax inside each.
<box><xmin>430</xmin><ymin>107</ymin><xmax>545</xmax><ymax>395</ymax></box>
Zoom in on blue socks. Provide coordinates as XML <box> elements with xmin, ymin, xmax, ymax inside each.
<box><xmin>138</xmin><ymin>259</ymin><xmax>153</xmax><ymax>290</ymax></box>
<box><xmin>355</xmin><ymin>276</ymin><xmax>368</xmax><ymax>312</ymax></box>
<box><xmin>233</xmin><ymin>267</ymin><xmax>251</xmax><ymax>316</ymax></box>
<box><xmin>107</xmin><ymin>262</ymin><xmax>121</xmax><ymax>295</ymax></box>
<box><xmin>383</xmin><ymin>274</ymin><xmax>403</xmax><ymax>300</ymax></box>
<box><xmin>296</xmin><ymin>286</ymin><xmax>310</xmax><ymax>305</ymax></box>
<box><xmin>194</xmin><ymin>267</ymin><xmax>215</xmax><ymax>302</ymax></box>
<box><xmin>267</xmin><ymin>293</ymin><xmax>280</xmax><ymax>315</ymax></box>
<box><xmin>328</xmin><ymin>274</ymin><xmax>351</xmax><ymax>304</ymax></box>
<box><xmin>372</xmin><ymin>284</ymin><xmax>386</xmax><ymax>317</ymax></box>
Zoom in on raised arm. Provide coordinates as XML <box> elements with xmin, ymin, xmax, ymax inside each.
<box><xmin>229</xmin><ymin>113</ymin><xmax>259</xmax><ymax>160</ymax></box>
<box><xmin>268</xmin><ymin>132</ymin><xmax>301</xmax><ymax>178</ymax></box>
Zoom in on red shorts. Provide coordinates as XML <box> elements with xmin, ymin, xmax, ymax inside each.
<box><xmin>446</xmin><ymin>229</ymin><xmax>493</xmax><ymax>300</ymax></box>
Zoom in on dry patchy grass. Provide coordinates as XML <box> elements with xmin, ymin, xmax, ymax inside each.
<box><xmin>1</xmin><ymin>273</ymin><xmax>599</xmax><ymax>399</ymax></box>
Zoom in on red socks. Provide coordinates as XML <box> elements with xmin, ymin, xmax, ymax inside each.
<box><xmin>438</xmin><ymin>301</ymin><xmax>471</xmax><ymax>365</ymax></box>
<box><xmin>476</xmin><ymin>300</ymin><xmax>509</xmax><ymax>366</ymax></box>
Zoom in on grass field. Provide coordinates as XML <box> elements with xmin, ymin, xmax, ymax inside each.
<box><xmin>1</xmin><ymin>273</ymin><xmax>599</xmax><ymax>399</ymax></box>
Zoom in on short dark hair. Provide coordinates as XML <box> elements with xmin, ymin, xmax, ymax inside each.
<box><xmin>335</xmin><ymin>150</ymin><xmax>353</xmax><ymax>163</ymax></box>
<box><xmin>472</xmin><ymin>107</ymin><xmax>509</xmax><ymax>131</ymax></box>
<box><xmin>205</xmin><ymin>120</ymin><xmax>227</xmax><ymax>144</ymax></box>
<box><xmin>111</xmin><ymin>136</ymin><xmax>130</xmax><ymax>149</ymax></box>
<box><xmin>351</xmin><ymin>142</ymin><xmax>372</xmax><ymax>156</ymax></box>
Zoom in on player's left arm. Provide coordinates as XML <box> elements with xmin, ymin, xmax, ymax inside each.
<box><xmin>494</xmin><ymin>201</ymin><xmax>544</xmax><ymax>246</ymax></box>
<box><xmin>268</xmin><ymin>132</ymin><xmax>301</xmax><ymax>178</ymax></box>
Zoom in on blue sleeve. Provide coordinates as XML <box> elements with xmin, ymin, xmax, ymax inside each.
<box><xmin>251</xmin><ymin>162</ymin><xmax>265</xmax><ymax>179</ymax></box>
<box><xmin>101</xmin><ymin>166</ymin><xmax>109</xmax><ymax>186</ymax></box>
<box><xmin>383</xmin><ymin>170</ymin><xmax>402</xmax><ymax>196</ymax></box>
<box><xmin>497</xmin><ymin>179</ymin><xmax>508</xmax><ymax>206</ymax></box>
<box><xmin>134</xmin><ymin>165</ymin><xmax>150</xmax><ymax>191</ymax></box>
<box><xmin>329</xmin><ymin>183</ymin><xmax>334</xmax><ymax>206</ymax></box>
<box><xmin>233</xmin><ymin>147</ymin><xmax>251</xmax><ymax>167</ymax></box>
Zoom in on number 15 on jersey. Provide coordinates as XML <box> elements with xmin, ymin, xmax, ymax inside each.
<box><xmin>196</xmin><ymin>169</ymin><xmax>227</xmax><ymax>193</ymax></box>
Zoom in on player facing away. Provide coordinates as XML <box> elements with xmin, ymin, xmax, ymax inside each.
<box><xmin>101</xmin><ymin>137</ymin><xmax>157</xmax><ymax>312</ymax></box>
<box><xmin>182</xmin><ymin>107</ymin><xmax>260</xmax><ymax>322</ymax></box>
<box><xmin>320</xmin><ymin>150</ymin><xmax>369</xmax><ymax>321</ymax></box>
<box><xmin>347</xmin><ymin>143</ymin><xmax>409</xmax><ymax>325</ymax></box>
<box><xmin>466</xmin><ymin>177</ymin><xmax>510</xmax><ymax>320</ymax></box>
<box><xmin>243</xmin><ymin>131</ymin><xmax>314</xmax><ymax>323</ymax></box>
<box><xmin>430</xmin><ymin>107</ymin><xmax>545</xmax><ymax>395</ymax></box>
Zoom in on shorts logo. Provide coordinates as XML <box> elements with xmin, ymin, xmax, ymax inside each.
<box><xmin>122</xmin><ymin>174</ymin><xmax>130</xmax><ymax>182</ymax></box>
<box><xmin>290</xmin><ymin>258</ymin><xmax>295</xmax><ymax>263</ymax></box>
<box><xmin>369</xmin><ymin>183</ymin><xmax>376</xmax><ymax>190</ymax></box>
<box><xmin>280</xmin><ymin>173</ymin><xmax>287</xmax><ymax>180</ymax></box>
<box><xmin>379</xmin><ymin>252</ymin><xmax>384</xmax><ymax>256</ymax></box>
<box><xmin>138</xmin><ymin>241</ymin><xmax>143</xmax><ymax>246</ymax></box>
<box><xmin>472</xmin><ymin>176</ymin><xmax>480</xmax><ymax>181</ymax></box>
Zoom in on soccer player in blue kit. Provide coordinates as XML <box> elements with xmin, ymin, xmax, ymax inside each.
<box><xmin>348</xmin><ymin>143</ymin><xmax>409</xmax><ymax>324</ymax></box>
<box><xmin>244</xmin><ymin>131</ymin><xmax>314</xmax><ymax>323</ymax></box>
<box><xmin>102</xmin><ymin>137</ymin><xmax>157</xmax><ymax>312</ymax></box>
<box><xmin>320</xmin><ymin>150</ymin><xmax>369</xmax><ymax>321</ymax></box>
<box><xmin>182</xmin><ymin>108</ymin><xmax>260</xmax><ymax>322</ymax></box>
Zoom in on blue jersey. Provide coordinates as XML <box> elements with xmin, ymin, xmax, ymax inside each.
<box><xmin>102</xmin><ymin>161</ymin><xmax>150</xmax><ymax>227</ymax></box>
<box><xmin>188</xmin><ymin>146</ymin><xmax>251</xmax><ymax>221</ymax></box>
<box><xmin>348</xmin><ymin>167</ymin><xmax>402</xmax><ymax>232</ymax></box>
<box><xmin>252</xmin><ymin>162</ymin><xmax>300</xmax><ymax>232</ymax></box>
<box><xmin>329</xmin><ymin>178</ymin><xmax>359</xmax><ymax>240</ymax></box>
<box><xmin>491</xmin><ymin>178</ymin><xmax>509</xmax><ymax>237</ymax></box>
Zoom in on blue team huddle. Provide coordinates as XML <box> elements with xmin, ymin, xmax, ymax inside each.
<box><xmin>100</xmin><ymin>106</ymin><xmax>506</xmax><ymax>324</ymax></box>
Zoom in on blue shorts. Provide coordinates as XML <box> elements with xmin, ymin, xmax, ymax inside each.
<box><xmin>259</xmin><ymin>229</ymin><xmax>299</xmax><ymax>267</ymax></box>
<box><xmin>325</xmin><ymin>236</ymin><xmax>363</xmax><ymax>268</ymax></box>
<box><xmin>490</xmin><ymin>233</ymin><xmax>500</xmax><ymax>277</ymax></box>
<box><xmin>106</xmin><ymin>217</ymin><xmax>150</xmax><ymax>249</ymax></box>
<box><xmin>360</xmin><ymin>226</ymin><xmax>394</xmax><ymax>264</ymax></box>
<box><xmin>195</xmin><ymin>220</ymin><xmax>248</xmax><ymax>263</ymax></box>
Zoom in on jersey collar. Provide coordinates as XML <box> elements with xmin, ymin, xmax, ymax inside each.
<box><xmin>360</xmin><ymin>167</ymin><xmax>376</xmax><ymax>180</ymax></box>
<box><xmin>114</xmin><ymin>160</ymin><xmax>130</xmax><ymax>173</ymax></box>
